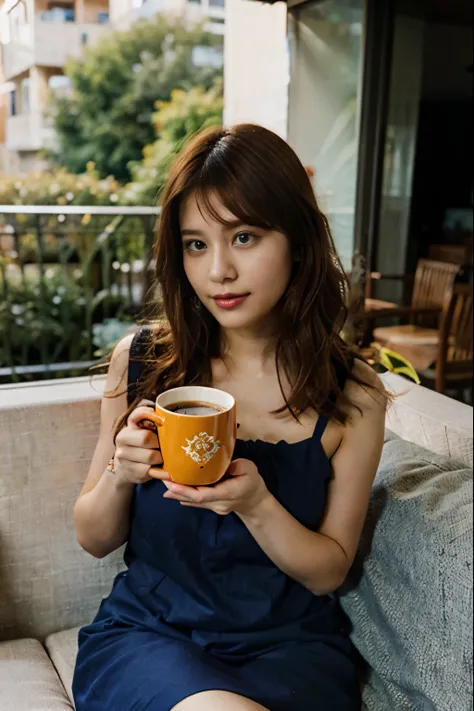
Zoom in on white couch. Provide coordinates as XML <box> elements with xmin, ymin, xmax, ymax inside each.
<box><xmin>0</xmin><ymin>374</ymin><xmax>472</xmax><ymax>710</ymax></box>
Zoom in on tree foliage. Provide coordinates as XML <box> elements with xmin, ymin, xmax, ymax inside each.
<box><xmin>126</xmin><ymin>78</ymin><xmax>223</xmax><ymax>204</ymax></box>
<box><xmin>50</xmin><ymin>16</ymin><xmax>222</xmax><ymax>182</ymax></box>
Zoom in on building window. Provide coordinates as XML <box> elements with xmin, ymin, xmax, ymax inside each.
<box><xmin>10</xmin><ymin>90</ymin><xmax>17</xmax><ymax>117</ymax></box>
<box><xmin>209</xmin><ymin>0</ymin><xmax>225</xmax><ymax>7</ymax></box>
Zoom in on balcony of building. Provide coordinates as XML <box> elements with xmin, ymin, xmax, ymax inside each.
<box><xmin>1</xmin><ymin>0</ymin><xmax>110</xmax><ymax>81</ymax></box>
<box><xmin>5</xmin><ymin>110</ymin><xmax>56</xmax><ymax>151</ymax></box>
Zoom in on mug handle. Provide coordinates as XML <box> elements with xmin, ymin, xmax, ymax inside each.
<box><xmin>135</xmin><ymin>410</ymin><xmax>165</xmax><ymax>430</ymax></box>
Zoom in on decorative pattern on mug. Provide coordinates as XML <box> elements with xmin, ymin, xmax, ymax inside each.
<box><xmin>182</xmin><ymin>433</ymin><xmax>221</xmax><ymax>464</ymax></box>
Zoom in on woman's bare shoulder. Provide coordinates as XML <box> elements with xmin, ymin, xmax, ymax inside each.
<box><xmin>345</xmin><ymin>358</ymin><xmax>388</xmax><ymax>417</ymax></box>
<box><xmin>104</xmin><ymin>332</ymin><xmax>136</xmax><ymax>396</ymax></box>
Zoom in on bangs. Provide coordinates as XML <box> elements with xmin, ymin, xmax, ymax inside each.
<box><xmin>191</xmin><ymin>159</ymin><xmax>280</xmax><ymax>233</ymax></box>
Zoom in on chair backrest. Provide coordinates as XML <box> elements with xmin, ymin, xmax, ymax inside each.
<box><xmin>412</xmin><ymin>259</ymin><xmax>461</xmax><ymax>309</ymax></box>
<box><xmin>437</xmin><ymin>284</ymin><xmax>473</xmax><ymax>392</ymax></box>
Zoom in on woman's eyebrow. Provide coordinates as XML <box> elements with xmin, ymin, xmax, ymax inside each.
<box><xmin>181</xmin><ymin>228</ymin><xmax>206</xmax><ymax>237</ymax></box>
<box><xmin>223</xmin><ymin>219</ymin><xmax>247</xmax><ymax>230</ymax></box>
<box><xmin>181</xmin><ymin>221</ymin><xmax>248</xmax><ymax>238</ymax></box>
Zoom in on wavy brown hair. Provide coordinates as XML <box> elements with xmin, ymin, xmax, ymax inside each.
<box><xmin>119</xmin><ymin>123</ymin><xmax>378</xmax><ymax>426</ymax></box>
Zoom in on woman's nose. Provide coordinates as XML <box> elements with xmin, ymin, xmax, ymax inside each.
<box><xmin>209</xmin><ymin>248</ymin><xmax>238</xmax><ymax>282</ymax></box>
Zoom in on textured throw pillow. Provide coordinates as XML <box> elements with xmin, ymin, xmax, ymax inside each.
<box><xmin>339</xmin><ymin>431</ymin><xmax>473</xmax><ymax>711</ymax></box>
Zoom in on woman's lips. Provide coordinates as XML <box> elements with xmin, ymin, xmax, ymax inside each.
<box><xmin>212</xmin><ymin>294</ymin><xmax>249</xmax><ymax>310</ymax></box>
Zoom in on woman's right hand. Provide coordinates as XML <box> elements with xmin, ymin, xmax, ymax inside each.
<box><xmin>113</xmin><ymin>400</ymin><xmax>170</xmax><ymax>486</ymax></box>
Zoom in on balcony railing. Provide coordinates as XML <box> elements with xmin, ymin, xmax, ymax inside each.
<box><xmin>0</xmin><ymin>205</ymin><xmax>161</xmax><ymax>383</ymax></box>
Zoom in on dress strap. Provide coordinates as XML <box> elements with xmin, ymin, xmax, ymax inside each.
<box><xmin>312</xmin><ymin>415</ymin><xmax>329</xmax><ymax>441</ymax></box>
<box><xmin>127</xmin><ymin>326</ymin><xmax>154</xmax><ymax>406</ymax></box>
<box><xmin>312</xmin><ymin>357</ymin><xmax>351</xmax><ymax>441</ymax></box>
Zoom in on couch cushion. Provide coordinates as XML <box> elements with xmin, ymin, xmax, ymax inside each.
<box><xmin>0</xmin><ymin>384</ymin><xmax>125</xmax><ymax>641</ymax></box>
<box><xmin>340</xmin><ymin>431</ymin><xmax>473</xmax><ymax>711</ymax></box>
<box><xmin>45</xmin><ymin>628</ymin><xmax>80</xmax><ymax>706</ymax></box>
<box><xmin>0</xmin><ymin>638</ymin><xmax>74</xmax><ymax>710</ymax></box>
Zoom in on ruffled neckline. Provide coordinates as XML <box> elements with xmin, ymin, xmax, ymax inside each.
<box><xmin>236</xmin><ymin>436</ymin><xmax>313</xmax><ymax>448</ymax></box>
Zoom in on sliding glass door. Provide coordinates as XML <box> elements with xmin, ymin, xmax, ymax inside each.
<box><xmin>288</xmin><ymin>0</ymin><xmax>365</xmax><ymax>269</ymax></box>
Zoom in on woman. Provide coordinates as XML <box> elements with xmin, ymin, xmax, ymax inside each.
<box><xmin>72</xmin><ymin>124</ymin><xmax>387</xmax><ymax>711</ymax></box>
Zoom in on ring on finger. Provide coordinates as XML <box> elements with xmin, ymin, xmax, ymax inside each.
<box><xmin>106</xmin><ymin>459</ymin><xmax>115</xmax><ymax>474</ymax></box>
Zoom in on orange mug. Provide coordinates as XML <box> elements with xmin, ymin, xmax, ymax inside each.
<box><xmin>135</xmin><ymin>386</ymin><xmax>237</xmax><ymax>486</ymax></box>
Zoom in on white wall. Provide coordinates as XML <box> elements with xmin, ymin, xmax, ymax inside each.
<box><xmin>0</xmin><ymin>143</ymin><xmax>22</xmax><ymax>175</ymax></box>
<box><xmin>109</xmin><ymin>0</ymin><xmax>132</xmax><ymax>25</ymax></box>
<box><xmin>224</xmin><ymin>0</ymin><xmax>288</xmax><ymax>138</ymax></box>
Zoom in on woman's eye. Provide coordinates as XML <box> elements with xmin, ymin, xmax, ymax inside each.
<box><xmin>184</xmin><ymin>240</ymin><xmax>206</xmax><ymax>252</ymax></box>
<box><xmin>234</xmin><ymin>232</ymin><xmax>254</xmax><ymax>246</ymax></box>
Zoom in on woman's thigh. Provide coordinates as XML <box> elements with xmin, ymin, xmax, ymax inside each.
<box><xmin>171</xmin><ymin>691</ymin><xmax>270</xmax><ymax>711</ymax></box>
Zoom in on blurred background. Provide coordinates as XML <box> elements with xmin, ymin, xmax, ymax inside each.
<box><xmin>0</xmin><ymin>0</ymin><xmax>472</xmax><ymax>401</ymax></box>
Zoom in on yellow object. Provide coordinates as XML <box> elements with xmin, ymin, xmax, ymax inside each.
<box><xmin>378</xmin><ymin>347</ymin><xmax>421</xmax><ymax>384</ymax></box>
<box><xmin>134</xmin><ymin>386</ymin><xmax>237</xmax><ymax>486</ymax></box>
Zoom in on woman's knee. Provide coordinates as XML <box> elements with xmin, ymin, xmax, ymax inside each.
<box><xmin>171</xmin><ymin>690</ymin><xmax>269</xmax><ymax>711</ymax></box>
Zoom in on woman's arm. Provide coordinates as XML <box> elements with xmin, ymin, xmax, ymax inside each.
<box><xmin>74</xmin><ymin>335</ymin><xmax>137</xmax><ymax>559</ymax></box>
<box><xmin>238</xmin><ymin>365</ymin><xmax>386</xmax><ymax>595</ymax></box>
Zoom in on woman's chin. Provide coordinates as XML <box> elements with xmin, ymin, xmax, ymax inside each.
<box><xmin>213</xmin><ymin>311</ymin><xmax>272</xmax><ymax>334</ymax></box>
<box><xmin>208</xmin><ymin>304</ymin><xmax>253</xmax><ymax>328</ymax></box>
<box><xmin>213</xmin><ymin>313</ymin><xmax>253</xmax><ymax>330</ymax></box>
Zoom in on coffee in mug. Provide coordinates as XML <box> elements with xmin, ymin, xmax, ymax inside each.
<box><xmin>133</xmin><ymin>386</ymin><xmax>237</xmax><ymax>486</ymax></box>
<box><xmin>165</xmin><ymin>401</ymin><xmax>226</xmax><ymax>416</ymax></box>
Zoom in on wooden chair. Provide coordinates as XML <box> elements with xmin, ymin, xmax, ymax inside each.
<box><xmin>435</xmin><ymin>283</ymin><xmax>473</xmax><ymax>395</ymax></box>
<box><xmin>384</xmin><ymin>284</ymin><xmax>473</xmax><ymax>399</ymax></box>
<box><xmin>367</xmin><ymin>259</ymin><xmax>461</xmax><ymax>347</ymax></box>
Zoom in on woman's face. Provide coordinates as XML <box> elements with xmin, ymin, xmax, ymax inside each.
<box><xmin>180</xmin><ymin>192</ymin><xmax>293</xmax><ymax>333</ymax></box>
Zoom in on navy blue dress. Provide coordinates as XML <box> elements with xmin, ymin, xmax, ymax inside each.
<box><xmin>72</xmin><ymin>329</ymin><xmax>361</xmax><ymax>711</ymax></box>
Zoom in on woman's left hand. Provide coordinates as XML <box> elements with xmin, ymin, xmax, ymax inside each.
<box><xmin>162</xmin><ymin>458</ymin><xmax>271</xmax><ymax>517</ymax></box>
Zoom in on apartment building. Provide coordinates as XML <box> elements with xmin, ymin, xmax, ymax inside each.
<box><xmin>110</xmin><ymin>0</ymin><xmax>225</xmax><ymax>36</ymax></box>
<box><xmin>0</xmin><ymin>0</ymin><xmax>14</xmax><ymax>174</ymax></box>
<box><xmin>0</xmin><ymin>0</ymin><xmax>110</xmax><ymax>174</ymax></box>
